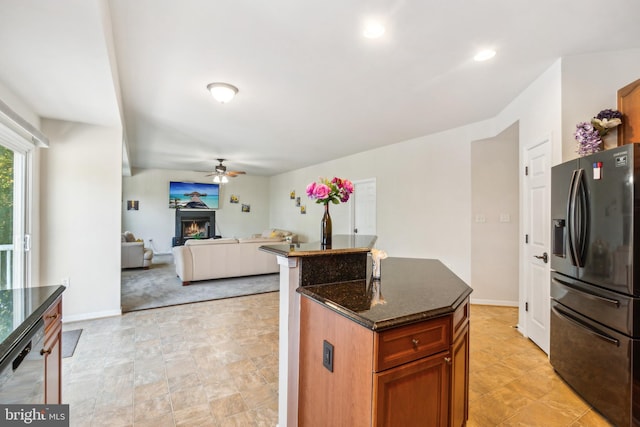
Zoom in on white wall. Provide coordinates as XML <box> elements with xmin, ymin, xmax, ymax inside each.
<box><xmin>493</xmin><ymin>59</ymin><xmax>563</xmax><ymax>332</ymax></box>
<box><xmin>39</xmin><ymin>119</ymin><xmax>122</xmax><ymax>322</ymax></box>
<box><xmin>269</xmin><ymin>119</ymin><xmax>498</xmax><ymax>285</ymax></box>
<box><xmin>561</xmin><ymin>49</ymin><xmax>640</xmax><ymax>161</ymax></box>
<box><xmin>471</xmin><ymin>123</ymin><xmax>519</xmax><ymax>305</ymax></box>
<box><xmin>122</xmin><ymin>169</ymin><xmax>271</xmax><ymax>254</ymax></box>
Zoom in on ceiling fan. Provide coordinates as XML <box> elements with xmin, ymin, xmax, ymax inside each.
<box><xmin>205</xmin><ymin>158</ymin><xmax>246</xmax><ymax>183</ymax></box>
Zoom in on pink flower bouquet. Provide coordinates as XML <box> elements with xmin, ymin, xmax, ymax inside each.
<box><xmin>306</xmin><ymin>177</ymin><xmax>354</xmax><ymax>205</ymax></box>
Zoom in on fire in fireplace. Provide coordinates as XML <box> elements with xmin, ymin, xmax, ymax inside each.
<box><xmin>182</xmin><ymin>219</ymin><xmax>209</xmax><ymax>238</ymax></box>
<box><xmin>173</xmin><ymin>209</ymin><xmax>216</xmax><ymax>246</ymax></box>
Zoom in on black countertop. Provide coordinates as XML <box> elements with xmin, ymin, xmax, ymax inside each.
<box><xmin>0</xmin><ymin>285</ymin><xmax>65</xmax><ymax>369</ymax></box>
<box><xmin>297</xmin><ymin>258</ymin><xmax>472</xmax><ymax>331</ymax></box>
<box><xmin>259</xmin><ymin>234</ymin><xmax>377</xmax><ymax>257</ymax></box>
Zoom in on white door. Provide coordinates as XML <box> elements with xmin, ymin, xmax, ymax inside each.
<box><xmin>351</xmin><ymin>179</ymin><xmax>376</xmax><ymax>236</ymax></box>
<box><xmin>524</xmin><ymin>137</ymin><xmax>551</xmax><ymax>353</ymax></box>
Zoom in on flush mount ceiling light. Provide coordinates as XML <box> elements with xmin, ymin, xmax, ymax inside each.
<box><xmin>206</xmin><ymin>82</ymin><xmax>239</xmax><ymax>103</ymax></box>
<box><xmin>363</xmin><ymin>20</ymin><xmax>385</xmax><ymax>39</ymax></box>
<box><xmin>474</xmin><ymin>49</ymin><xmax>496</xmax><ymax>62</ymax></box>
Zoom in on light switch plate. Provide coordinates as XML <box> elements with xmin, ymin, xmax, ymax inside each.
<box><xmin>323</xmin><ymin>340</ymin><xmax>334</xmax><ymax>372</ymax></box>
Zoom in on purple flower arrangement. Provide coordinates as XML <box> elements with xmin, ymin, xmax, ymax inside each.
<box><xmin>575</xmin><ymin>109</ymin><xmax>623</xmax><ymax>156</ymax></box>
<box><xmin>306</xmin><ymin>177</ymin><xmax>354</xmax><ymax>205</ymax></box>
<box><xmin>574</xmin><ymin>122</ymin><xmax>603</xmax><ymax>157</ymax></box>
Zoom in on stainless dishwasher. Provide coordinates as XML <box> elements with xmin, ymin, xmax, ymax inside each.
<box><xmin>0</xmin><ymin>319</ymin><xmax>46</xmax><ymax>403</ymax></box>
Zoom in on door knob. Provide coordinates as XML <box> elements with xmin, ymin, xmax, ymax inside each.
<box><xmin>534</xmin><ymin>252</ymin><xmax>548</xmax><ymax>263</ymax></box>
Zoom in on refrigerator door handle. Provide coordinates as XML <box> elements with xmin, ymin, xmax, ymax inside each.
<box><xmin>551</xmin><ymin>277</ymin><xmax>621</xmax><ymax>307</ymax></box>
<box><xmin>551</xmin><ymin>304</ymin><xmax>619</xmax><ymax>346</ymax></box>
<box><xmin>575</xmin><ymin>169</ymin><xmax>588</xmax><ymax>268</ymax></box>
<box><xmin>567</xmin><ymin>170</ymin><xmax>579</xmax><ymax>266</ymax></box>
<box><xmin>568</xmin><ymin>169</ymin><xmax>588</xmax><ymax>268</ymax></box>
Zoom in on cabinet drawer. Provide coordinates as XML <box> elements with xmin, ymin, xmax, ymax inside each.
<box><xmin>374</xmin><ymin>316</ymin><xmax>450</xmax><ymax>372</ymax></box>
<box><xmin>43</xmin><ymin>299</ymin><xmax>62</xmax><ymax>332</ymax></box>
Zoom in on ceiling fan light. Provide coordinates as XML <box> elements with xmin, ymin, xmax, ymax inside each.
<box><xmin>221</xmin><ymin>175</ymin><xmax>229</xmax><ymax>183</ymax></box>
<box><xmin>207</xmin><ymin>82</ymin><xmax>238</xmax><ymax>103</ymax></box>
<box><xmin>213</xmin><ymin>175</ymin><xmax>221</xmax><ymax>183</ymax></box>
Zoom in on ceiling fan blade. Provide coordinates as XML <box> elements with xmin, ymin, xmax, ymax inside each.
<box><xmin>227</xmin><ymin>170</ymin><xmax>246</xmax><ymax>176</ymax></box>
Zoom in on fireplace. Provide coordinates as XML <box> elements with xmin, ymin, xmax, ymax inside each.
<box><xmin>173</xmin><ymin>209</ymin><xmax>216</xmax><ymax>246</ymax></box>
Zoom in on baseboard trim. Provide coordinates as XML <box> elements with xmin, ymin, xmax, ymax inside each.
<box><xmin>470</xmin><ymin>298</ymin><xmax>519</xmax><ymax>307</ymax></box>
<box><xmin>62</xmin><ymin>309</ymin><xmax>122</xmax><ymax>323</ymax></box>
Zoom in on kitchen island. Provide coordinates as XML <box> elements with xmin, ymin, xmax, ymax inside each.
<box><xmin>298</xmin><ymin>258</ymin><xmax>472</xmax><ymax>426</ymax></box>
<box><xmin>0</xmin><ymin>285</ymin><xmax>65</xmax><ymax>404</ymax></box>
<box><xmin>260</xmin><ymin>237</ymin><xmax>471</xmax><ymax>426</ymax></box>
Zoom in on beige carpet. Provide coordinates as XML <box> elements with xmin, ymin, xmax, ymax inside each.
<box><xmin>121</xmin><ymin>254</ymin><xmax>279</xmax><ymax>312</ymax></box>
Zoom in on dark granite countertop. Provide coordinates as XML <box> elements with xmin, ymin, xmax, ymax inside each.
<box><xmin>259</xmin><ymin>234</ymin><xmax>377</xmax><ymax>257</ymax></box>
<box><xmin>297</xmin><ymin>258</ymin><xmax>472</xmax><ymax>331</ymax></box>
<box><xmin>0</xmin><ymin>285</ymin><xmax>65</xmax><ymax>370</ymax></box>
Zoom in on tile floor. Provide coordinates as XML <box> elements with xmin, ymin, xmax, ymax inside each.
<box><xmin>468</xmin><ymin>305</ymin><xmax>612</xmax><ymax>427</ymax></box>
<box><xmin>63</xmin><ymin>292</ymin><xmax>279</xmax><ymax>426</ymax></box>
<box><xmin>62</xmin><ymin>296</ymin><xmax>614</xmax><ymax>426</ymax></box>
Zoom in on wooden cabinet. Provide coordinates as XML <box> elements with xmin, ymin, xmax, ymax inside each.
<box><xmin>298</xmin><ymin>296</ymin><xmax>470</xmax><ymax>427</ymax></box>
<box><xmin>373</xmin><ymin>351</ymin><xmax>449</xmax><ymax>427</ymax></box>
<box><xmin>298</xmin><ymin>295</ymin><xmax>374</xmax><ymax>427</ymax></box>
<box><xmin>42</xmin><ymin>297</ymin><xmax>62</xmax><ymax>404</ymax></box>
<box><xmin>450</xmin><ymin>299</ymin><xmax>469</xmax><ymax>427</ymax></box>
<box><xmin>617</xmin><ymin>78</ymin><xmax>640</xmax><ymax>146</ymax></box>
<box><xmin>450</xmin><ymin>324</ymin><xmax>469</xmax><ymax>427</ymax></box>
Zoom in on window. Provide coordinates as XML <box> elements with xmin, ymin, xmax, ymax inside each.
<box><xmin>0</xmin><ymin>125</ymin><xmax>31</xmax><ymax>290</ymax></box>
<box><xmin>0</xmin><ymin>145</ymin><xmax>15</xmax><ymax>289</ymax></box>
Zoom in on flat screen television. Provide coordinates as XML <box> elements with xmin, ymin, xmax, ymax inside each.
<box><xmin>169</xmin><ymin>181</ymin><xmax>219</xmax><ymax>209</ymax></box>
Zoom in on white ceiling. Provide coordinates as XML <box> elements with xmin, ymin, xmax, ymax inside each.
<box><xmin>1</xmin><ymin>0</ymin><xmax>639</xmax><ymax>176</ymax></box>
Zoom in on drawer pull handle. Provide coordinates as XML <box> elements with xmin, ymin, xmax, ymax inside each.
<box><xmin>411</xmin><ymin>338</ymin><xmax>420</xmax><ymax>349</ymax></box>
<box><xmin>444</xmin><ymin>357</ymin><xmax>451</xmax><ymax>364</ymax></box>
<box><xmin>40</xmin><ymin>348</ymin><xmax>52</xmax><ymax>356</ymax></box>
<box><xmin>46</xmin><ymin>313</ymin><xmax>59</xmax><ymax>320</ymax></box>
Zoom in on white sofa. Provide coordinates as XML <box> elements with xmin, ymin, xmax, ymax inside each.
<box><xmin>172</xmin><ymin>237</ymin><xmax>283</xmax><ymax>285</ymax></box>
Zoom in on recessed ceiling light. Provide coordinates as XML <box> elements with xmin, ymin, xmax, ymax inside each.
<box><xmin>474</xmin><ymin>49</ymin><xmax>496</xmax><ymax>62</ymax></box>
<box><xmin>363</xmin><ymin>20</ymin><xmax>385</xmax><ymax>39</ymax></box>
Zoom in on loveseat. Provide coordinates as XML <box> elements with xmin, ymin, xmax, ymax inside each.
<box><xmin>121</xmin><ymin>231</ymin><xmax>154</xmax><ymax>269</ymax></box>
<box><xmin>172</xmin><ymin>237</ymin><xmax>284</xmax><ymax>285</ymax></box>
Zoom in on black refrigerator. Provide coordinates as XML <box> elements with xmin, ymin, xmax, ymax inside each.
<box><xmin>550</xmin><ymin>144</ymin><xmax>640</xmax><ymax>427</ymax></box>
